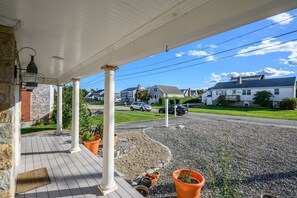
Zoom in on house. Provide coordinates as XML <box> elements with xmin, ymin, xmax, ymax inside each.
<box><xmin>202</xmin><ymin>75</ymin><xmax>296</xmax><ymax>106</ymax></box>
<box><xmin>149</xmin><ymin>85</ymin><xmax>184</xmax><ymax>104</ymax></box>
<box><xmin>120</xmin><ymin>87</ymin><xmax>138</xmax><ymax>103</ymax></box>
<box><xmin>21</xmin><ymin>84</ymin><xmax>54</xmax><ymax>124</ymax></box>
<box><xmin>93</xmin><ymin>89</ymin><xmax>104</xmax><ymax>101</ymax></box>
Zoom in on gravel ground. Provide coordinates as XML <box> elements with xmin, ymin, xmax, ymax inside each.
<box><xmin>145</xmin><ymin>120</ymin><xmax>297</xmax><ymax>198</ymax></box>
<box><xmin>111</xmin><ymin>131</ymin><xmax>170</xmax><ymax>181</ymax></box>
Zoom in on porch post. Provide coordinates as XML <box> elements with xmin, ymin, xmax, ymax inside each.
<box><xmin>57</xmin><ymin>85</ymin><xmax>63</xmax><ymax>135</ymax></box>
<box><xmin>70</xmin><ymin>78</ymin><xmax>81</xmax><ymax>153</ymax></box>
<box><xmin>99</xmin><ymin>65</ymin><xmax>118</xmax><ymax>195</ymax></box>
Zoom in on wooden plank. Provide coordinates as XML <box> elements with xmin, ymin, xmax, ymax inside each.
<box><xmin>24</xmin><ymin>135</ymin><xmax>37</xmax><ymax>198</ymax></box>
<box><xmin>50</xmin><ymin>134</ymin><xmax>94</xmax><ymax>197</ymax></box>
<box><xmin>38</xmin><ymin>136</ymin><xmax>61</xmax><ymax>198</ymax></box>
<box><xmin>48</xmin><ymin>135</ymin><xmax>86</xmax><ymax>197</ymax></box>
<box><xmin>73</xmin><ymin>136</ymin><xmax>142</xmax><ymax>198</ymax></box>
<box><xmin>34</xmin><ymin>136</ymin><xmax>49</xmax><ymax>198</ymax></box>
<box><xmin>42</xmin><ymin>135</ymin><xmax>72</xmax><ymax>197</ymax></box>
<box><xmin>56</xmin><ymin>135</ymin><xmax>103</xmax><ymax>197</ymax></box>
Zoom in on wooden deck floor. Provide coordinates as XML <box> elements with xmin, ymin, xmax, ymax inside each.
<box><xmin>16</xmin><ymin>134</ymin><xmax>142</xmax><ymax>198</ymax></box>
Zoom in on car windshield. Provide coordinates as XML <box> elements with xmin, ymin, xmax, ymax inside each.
<box><xmin>139</xmin><ymin>102</ymin><xmax>146</xmax><ymax>106</ymax></box>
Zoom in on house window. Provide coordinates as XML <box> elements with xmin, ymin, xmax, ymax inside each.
<box><xmin>242</xmin><ymin>90</ymin><xmax>246</xmax><ymax>95</ymax></box>
<box><xmin>154</xmin><ymin>95</ymin><xmax>157</xmax><ymax>99</ymax></box>
<box><xmin>216</xmin><ymin>91</ymin><xmax>218</xmax><ymax>95</ymax></box>
<box><xmin>247</xmin><ymin>90</ymin><xmax>251</xmax><ymax>95</ymax></box>
<box><xmin>154</xmin><ymin>88</ymin><xmax>157</xmax><ymax>92</ymax></box>
<box><xmin>274</xmin><ymin>89</ymin><xmax>279</xmax><ymax>95</ymax></box>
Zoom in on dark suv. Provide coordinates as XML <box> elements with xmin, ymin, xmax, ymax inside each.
<box><xmin>158</xmin><ymin>104</ymin><xmax>188</xmax><ymax>115</ymax></box>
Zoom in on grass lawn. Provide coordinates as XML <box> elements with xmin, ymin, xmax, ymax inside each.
<box><xmin>21</xmin><ymin>124</ymin><xmax>56</xmax><ymax>135</ymax></box>
<box><xmin>22</xmin><ymin>110</ymin><xmax>171</xmax><ymax>134</ymax></box>
<box><xmin>89</xmin><ymin>110</ymin><xmax>172</xmax><ymax>125</ymax></box>
<box><xmin>189</xmin><ymin>106</ymin><xmax>297</xmax><ymax>120</ymax></box>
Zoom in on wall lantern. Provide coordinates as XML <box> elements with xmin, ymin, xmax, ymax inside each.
<box><xmin>15</xmin><ymin>47</ymin><xmax>45</xmax><ymax>91</ymax></box>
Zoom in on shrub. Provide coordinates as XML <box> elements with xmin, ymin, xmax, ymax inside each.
<box><xmin>52</xmin><ymin>86</ymin><xmax>90</xmax><ymax>129</ymax></box>
<box><xmin>253</xmin><ymin>90</ymin><xmax>273</xmax><ymax>107</ymax></box>
<box><xmin>182</xmin><ymin>98</ymin><xmax>201</xmax><ymax>104</ymax></box>
<box><xmin>279</xmin><ymin>98</ymin><xmax>297</xmax><ymax>110</ymax></box>
<box><xmin>219</xmin><ymin>99</ymin><xmax>229</xmax><ymax>106</ymax></box>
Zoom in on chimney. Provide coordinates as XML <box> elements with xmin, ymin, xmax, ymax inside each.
<box><xmin>137</xmin><ymin>84</ymin><xmax>141</xmax><ymax>91</ymax></box>
<box><xmin>188</xmin><ymin>88</ymin><xmax>191</xmax><ymax>97</ymax></box>
<box><xmin>237</xmin><ymin>76</ymin><xmax>242</xmax><ymax>85</ymax></box>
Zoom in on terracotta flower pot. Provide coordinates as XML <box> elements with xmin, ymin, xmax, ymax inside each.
<box><xmin>144</xmin><ymin>173</ymin><xmax>157</xmax><ymax>186</ymax></box>
<box><xmin>152</xmin><ymin>171</ymin><xmax>160</xmax><ymax>179</ymax></box>
<box><xmin>172</xmin><ymin>169</ymin><xmax>205</xmax><ymax>198</ymax></box>
<box><xmin>83</xmin><ymin>136</ymin><xmax>101</xmax><ymax>154</ymax></box>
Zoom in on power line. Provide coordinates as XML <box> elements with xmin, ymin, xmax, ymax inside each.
<box><xmin>116</xmin><ymin>29</ymin><xmax>297</xmax><ymax>78</ymax></box>
<box><xmin>117</xmin><ymin>14</ymin><xmax>297</xmax><ymax>72</ymax></box>
<box><xmin>115</xmin><ymin>38</ymin><xmax>297</xmax><ymax>81</ymax></box>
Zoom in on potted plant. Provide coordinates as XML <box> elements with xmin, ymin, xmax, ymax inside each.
<box><xmin>172</xmin><ymin>169</ymin><xmax>205</xmax><ymax>198</ymax></box>
<box><xmin>93</xmin><ymin>123</ymin><xmax>118</xmax><ymax>144</ymax></box>
<box><xmin>81</xmin><ymin>132</ymin><xmax>101</xmax><ymax>154</ymax></box>
<box><xmin>134</xmin><ymin>185</ymin><xmax>149</xmax><ymax>197</ymax></box>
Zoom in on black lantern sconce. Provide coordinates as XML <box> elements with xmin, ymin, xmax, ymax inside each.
<box><xmin>15</xmin><ymin>47</ymin><xmax>45</xmax><ymax>91</ymax></box>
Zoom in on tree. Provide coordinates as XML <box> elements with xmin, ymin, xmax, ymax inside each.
<box><xmin>253</xmin><ymin>90</ymin><xmax>273</xmax><ymax>107</ymax></box>
<box><xmin>81</xmin><ymin>88</ymin><xmax>89</xmax><ymax>97</ymax></box>
<box><xmin>52</xmin><ymin>86</ymin><xmax>90</xmax><ymax>129</ymax></box>
<box><xmin>136</xmin><ymin>89</ymin><xmax>150</xmax><ymax>102</ymax></box>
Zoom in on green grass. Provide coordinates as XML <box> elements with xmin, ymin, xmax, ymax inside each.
<box><xmin>21</xmin><ymin>124</ymin><xmax>56</xmax><ymax>134</ymax></box>
<box><xmin>189</xmin><ymin>106</ymin><xmax>297</xmax><ymax>120</ymax></box>
<box><xmin>89</xmin><ymin>110</ymin><xmax>173</xmax><ymax>125</ymax></box>
<box><xmin>151</xmin><ymin>104</ymin><xmax>163</xmax><ymax>109</ymax></box>
<box><xmin>22</xmin><ymin>110</ymin><xmax>171</xmax><ymax>134</ymax></box>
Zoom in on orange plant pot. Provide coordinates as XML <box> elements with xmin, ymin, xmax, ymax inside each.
<box><xmin>83</xmin><ymin>136</ymin><xmax>101</xmax><ymax>154</ymax></box>
<box><xmin>144</xmin><ymin>173</ymin><xmax>158</xmax><ymax>185</ymax></box>
<box><xmin>172</xmin><ymin>169</ymin><xmax>205</xmax><ymax>198</ymax></box>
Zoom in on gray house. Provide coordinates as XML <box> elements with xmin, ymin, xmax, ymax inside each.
<box><xmin>148</xmin><ymin>85</ymin><xmax>184</xmax><ymax>104</ymax></box>
<box><xmin>120</xmin><ymin>87</ymin><xmax>138</xmax><ymax>103</ymax></box>
<box><xmin>85</xmin><ymin>89</ymin><xmax>104</xmax><ymax>101</ymax></box>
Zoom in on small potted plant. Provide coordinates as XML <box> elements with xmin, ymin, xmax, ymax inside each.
<box><xmin>172</xmin><ymin>169</ymin><xmax>205</xmax><ymax>198</ymax></box>
<box><xmin>93</xmin><ymin>123</ymin><xmax>118</xmax><ymax>144</ymax></box>
<box><xmin>81</xmin><ymin>131</ymin><xmax>101</xmax><ymax>154</ymax></box>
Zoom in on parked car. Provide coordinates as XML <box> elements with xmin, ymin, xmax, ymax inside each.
<box><xmin>130</xmin><ymin>102</ymin><xmax>152</xmax><ymax>111</ymax></box>
<box><xmin>159</xmin><ymin>104</ymin><xmax>188</xmax><ymax>115</ymax></box>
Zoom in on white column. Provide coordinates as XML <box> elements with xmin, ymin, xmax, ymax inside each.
<box><xmin>165</xmin><ymin>98</ymin><xmax>169</xmax><ymax>127</ymax></box>
<box><xmin>57</xmin><ymin>85</ymin><xmax>63</xmax><ymax>135</ymax></box>
<box><xmin>70</xmin><ymin>78</ymin><xmax>81</xmax><ymax>153</ymax></box>
<box><xmin>99</xmin><ymin>65</ymin><xmax>118</xmax><ymax>195</ymax></box>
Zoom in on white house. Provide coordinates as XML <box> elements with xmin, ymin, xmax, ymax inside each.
<box><xmin>120</xmin><ymin>87</ymin><xmax>138</xmax><ymax>103</ymax></box>
<box><xmin>149</xmin><ymin>85</ymin><xmax>184</xmax><ymax>104</ymax></box>
<box><xmin>202</xmin><ymin>75</ymin><xmax>296</xmax><ymax>106</ymax></box>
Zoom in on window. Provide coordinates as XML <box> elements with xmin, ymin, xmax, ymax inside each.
<box><xmin>154</xmin><ymin>88</ymin><xmax>157</xmax><ymax>92</ymax></box>
<box><xmin>274</xmin><ymin>89</ymin><xmax>279</xmax><ymax>95</ymax></box>
<box><xmin>216</xmin><ymin>91</ymin><xmax>218</xmax><ymax>95</ymax></box>
<box><xmin>247</xmin><ymin>90</ymin><xmax>251</xmax><ymax>95</ymax></box>
<box><xmin>242</xmin><ymin>90</ymin><xmax>246</xmax><ymax>95</ymax></box>
<box><xmin>155</xmin><ymin>95</ymin><xmax>157</xmax><ymax>99</ymax></box>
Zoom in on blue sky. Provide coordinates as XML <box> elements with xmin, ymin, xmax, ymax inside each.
<box><xmin>80</xmin><ymin>9</ymin><xmax>297</xmax><ymax>92</ymax></box>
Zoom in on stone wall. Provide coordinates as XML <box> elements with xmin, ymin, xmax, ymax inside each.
<box><xmin>31</xmin><ymin>84</ymin><xmax>54</xmax><ymax>122</ymax></box>
<box><xmin>0</xmin><ymin>25</ymin><xmax>16</xmax><ymax>197</ymax></box>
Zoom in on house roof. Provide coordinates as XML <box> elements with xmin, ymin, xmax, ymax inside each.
<box><xmin>121</xmin><ymin>87</ymin><xmax>138</xmax><ymax>92</ymax></box>
<box><xmin>212</xmin><ymin>77</ymin><xmax>296</xmax><ymax>89</ymax></box>
<box><xmin>156</xmin><ymin>85</ymin><xmax>183</xmax><ymax>95</ymax></box>
<box><xmin>94</xmin><ymin>89</ymin><xmax>104</xmax><ymax>94</ymax></box>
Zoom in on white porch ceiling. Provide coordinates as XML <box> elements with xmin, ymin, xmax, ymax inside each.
<box><xmin>1</xmin><ymin>0</ymin><xmax>297</xmax><ymax>85</ymax></box>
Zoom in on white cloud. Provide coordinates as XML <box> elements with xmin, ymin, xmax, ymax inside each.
<box><xmin>267</xmin><ymin>12</ymin><xmax>294</xmax><ymax>25</ymax></box>
<box><xmin>207</xmin><ymin>44</ymin><xmax>218</xmax><ymax>49</ymax></box>
<box><xmin>188</xmin><ymin>50</ymin><xmax>215</xmax><ymax>61</ymax></box>
<box><xmin>175</xmin><ymin>52</ymin><xmax>185</xmax><ymax>57</ymax></box>
<box><xmin>236</xmin><ymin>38</ymin><xmax>297</xmax><ymax>66</ymax></box>
<box><xmin>207</xmin><ymin>68</ymin><xmax>294</xmax><ymax>84</ymax></box>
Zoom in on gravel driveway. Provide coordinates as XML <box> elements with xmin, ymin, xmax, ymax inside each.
<box><xmin>145</xmin><ymin>119</ymin><xmax>297</xmax><ymax>198</ymax></box>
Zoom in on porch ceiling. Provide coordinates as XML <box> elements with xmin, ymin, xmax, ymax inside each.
<box><xmin>1</xmin><ymin>0</ymin><xmax>297</xmax><ymax>85</ymax></box>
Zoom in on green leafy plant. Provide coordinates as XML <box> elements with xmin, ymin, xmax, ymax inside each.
<box><xmin>253</xmin><ymin>90</ymin><xmax>273</xmax><ymax>107</ymax></box>
<box><xmin>178</xmin><ymin>171</ymin><xmax>193</xmax><ymax>184</ymax></box>
<box><xmin>81</xmin><ymin>132</ymin><xmax>95</xmax><ymax>142</ymax></box>
<box><xmin>203</xmin><ymin>134</ymin><xmax>246</xmax><ymax>198</ymax></box>
<box><xmin>93</xmin><ymin>123</ymin><xmax>104</xmax><ymax>138</ymax></box>
<box><xmin>279</xmin><ymin>98</ymin><xmax>297</xmax><ymax>110</ymax></box>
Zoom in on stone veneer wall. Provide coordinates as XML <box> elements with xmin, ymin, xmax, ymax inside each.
<box><xmin>31</xmin><ymin>84</ymin><xmax>53</xmax><ymax>122</ymax></box>
<box><xmin>0</xmin><ymin>25</ymin><xmax>16</xmax><ymax>198</ymax></box>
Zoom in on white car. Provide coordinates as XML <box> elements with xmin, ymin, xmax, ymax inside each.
<box><xmin>130</xmin><ymin>102</ymin><xmax>152</xmax><ymax>111</ymax></box>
